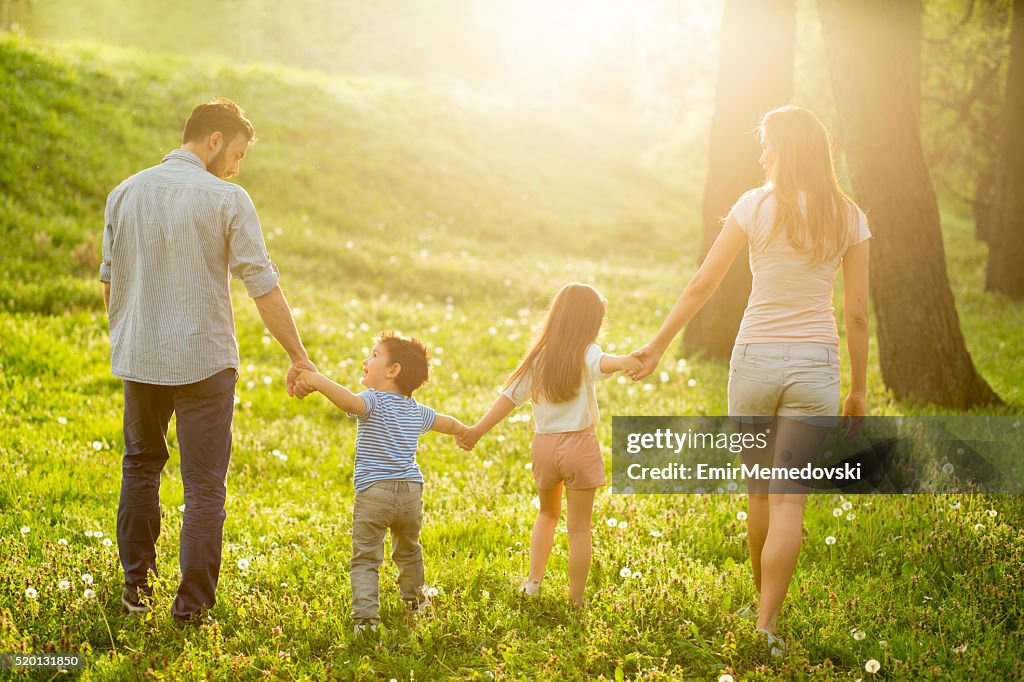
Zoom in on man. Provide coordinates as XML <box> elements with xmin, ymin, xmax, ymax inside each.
<box><xmin>100</xmin><ymin>98</ymin><xmax>314</xmax><ymax>623</ymax></box>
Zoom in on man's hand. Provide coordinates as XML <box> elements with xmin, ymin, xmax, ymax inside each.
<box><xmin>287</xmin><ymin>358</ymin><xmax>318</xmax><ymax>398</ymax></box>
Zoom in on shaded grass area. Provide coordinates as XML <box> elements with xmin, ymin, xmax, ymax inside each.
<box><xmin>1</xmin><ymin>35</ymin><xmax>1023</xmax><ymax>681</ymax></box>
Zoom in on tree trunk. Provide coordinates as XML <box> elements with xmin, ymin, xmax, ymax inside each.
<box><xmin>818</xmin><ymin>0</ymin><xmax>1001</xmax><ymax>408</ymax></box>
<box><xmin>986</xmin><ymin>0</ymin><xmax>1024</xmax><ymax>298</ymax></box>
<box><xmin>681</xmin><ymin>0</ymin><xmax>795</xmax><ymax>360</ymax></box>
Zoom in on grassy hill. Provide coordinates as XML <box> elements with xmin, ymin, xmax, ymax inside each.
<box><xmin>1</xmin><ymin>34</ymin><xmax>1022</xmax><ymax>680</ymax></box>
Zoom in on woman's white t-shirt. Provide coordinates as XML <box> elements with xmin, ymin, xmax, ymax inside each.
<box><xmin>730</xmin><ymin>186</ymin><xmax>871</xmax><ymax>346</ymax></box>
<box><xmin>501</xmin><ymin>343</ymin><xmax>611</xmax><ymax>434</ymax></box>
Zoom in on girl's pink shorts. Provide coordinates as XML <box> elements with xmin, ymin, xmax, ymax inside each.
<box><xmin>530</xmin><ymin>427</ymin><xmax>605</xmax><ymax>490</ymax></box>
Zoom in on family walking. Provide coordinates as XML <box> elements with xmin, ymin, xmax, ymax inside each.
<box><xmin>100</xmin><ymin>98</ymin><xmax>869</xmax><ymax>654</ymax></box>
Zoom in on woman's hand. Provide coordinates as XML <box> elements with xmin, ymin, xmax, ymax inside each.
<box><xmin>629</xmin><ymin>344</ymin><xmax>664</xmax><ymax>381</ymax></box>
<box><xmin>456</xmin><ymin>424</ymin><xmax>484</xmax><ymax>451</ymax></box>
<box><xmin>841</xmin><ymin>392</ymin><xmax>867</xmax><ymax>439</ymax></box>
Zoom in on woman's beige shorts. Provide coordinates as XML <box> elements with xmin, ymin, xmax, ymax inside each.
<box><xmin>530</xmin><ymin>427</ymin><xmax>606</xmax><ymax>491</ymax></box>
<box><xmin>728</xmin><ymin>343</ymin><xmax>840</xmax><ymax>427</ymax></box>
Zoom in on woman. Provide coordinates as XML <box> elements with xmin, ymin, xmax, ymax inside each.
<box><xmin>632</xmin><ymin>105</ymin><xmax>870</xmax><ymax>654</ymax></box>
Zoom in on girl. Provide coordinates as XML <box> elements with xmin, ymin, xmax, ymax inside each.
<box><xmin>632</xmin><ymin>105</ymin><xmax>871</xmax><ymax>654</ymax></box>
<box><xmin>457</xmin><ymin>282</ymin><xmax>641</xmax><ymax>607</ymax></box>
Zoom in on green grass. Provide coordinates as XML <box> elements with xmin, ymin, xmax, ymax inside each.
<box><xmin>1</xmin><ymin>35</ymin><xmax>1023</xmax><ymax>680</ymax></box>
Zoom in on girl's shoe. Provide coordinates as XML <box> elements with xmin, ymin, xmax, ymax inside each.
<box><xmin>757</xmin><ymin>628</ymin><xmax>785</xmax><ymax>658</ymax></box>
<box><xmin>517</xmin><ymin>579</ymin><xmax>541</xmax><ymax>597</ymax></box>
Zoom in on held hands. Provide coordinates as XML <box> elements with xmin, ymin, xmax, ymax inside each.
<box><xmin>628</xmin><ymin>344</ymin><xmax>663</xmax><ymax>381</ymax></box>
<box><xmin>455</xmin><ymin>424</ymin><xmax>484</xmax><ymax>452</ymax></box>
<box><xmin>287</xmin><ymin>358</ymin><xmax>318</xmax><ymax>398</ymax></box>
<box><xmin>291</xmin><ymin>366</ymin><xmax>321</xmax><ymax>399</ymax></box>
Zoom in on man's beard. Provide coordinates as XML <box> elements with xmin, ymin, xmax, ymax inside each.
<box><xmin>206</xmin><ymin>147</ymin><xmax>230</xmax><ymax>178</ymax></box>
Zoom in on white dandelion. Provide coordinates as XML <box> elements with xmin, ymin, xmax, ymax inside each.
<box><xmin>736</xmin><ymin>511</ymin><xmax>748</xmax><ymax>521</ymax></box>
<box><xmin>81</xmin><ymin>573</ymin><xmax>93</xmax><ymax>585</ymax></box>
<box><xmin>94</xmin><ymin>531</ymin><xmax>103</xmax><ymax>538</ymax></box>
<box><xmin>20</xmin><ymin>526</ymin><xmax>30</xmax><ymax>535</ymax></box>
<box><xmin>59</xmin><ymin>580</ymin><xmax>71</xmax><ymax>591</ymax></box>
<box><xmin>659</xmin><ymin>371</ymin><xmax>670</xmax><ymax>383</ymax></box>
<box><xmin>718</xmin><ymin>675</ymin><xmax>734</xmax><ymax>682</ymax></box>
<box><xmin>424</xmin><ymin>586</ymin><xmax>439</xmax><ymax>598</ymax></box>
<box><xmin>102</xmin><ymin>538</ymin><xmax>113</xmax><ymax>547</ymax></box>
<box><xmin>606</xmin><ymin>517</ymin><xmax>618</xmax><ymax>528</ymax></box>
<box><xmin>949</xmin><ymin>501</ymin><xmax>961</xmax><ymax>510</ymax></box>
<box><xmin>58</xmin><ymin>538</ymin><xmax>68</xmax><ymax>546</ymax></box>
<box><xmin>847</xmin><ymin>513</ymin><xmax>857</xmax><ymax>521</ymax></box>
<box><xmin>58</xmin><ymin>416</ymin><xmax>68</xmax><ymax>424</ymax></box>
<box><xmin>833</xmin><ymin>508</ymin><xmax>843</xmax><ymax>517</ymax></box>
<box><xmin>974</xmin><ymin>523</ymin><xmax>985</xmax><ymax>531</ymax></box>
<box><xmin>865</xmin><ymin>659</ymin><xmax>880</xmax><ymax>674</ymax></box>
<box><xmin>853</xmin><ymin>630</ymin><xmax>866</xmax><ymax>641</ymax></box>
<box><xmin>687</xmin><ymin>379</ymin><xmax>697</xmax><ymax>387</ymax></box>
<box><xmin>619</xmin><ymin>567</ymin><xmax>632</xmax><ymax>578</ymax></box>
<box><xmin>618</xmin><ymin>521</ymin><xmax>628</xmax><ymax>530</ymax></box>
<box><xmin>825</xmin><ymin>536</ymin><xmax>837</xmax><ymax>546</ymax></box>
<box><xmin>237</xmin><ymin>558</ymin><xmax>250</xmax><ymax>571</ymax></box>
<box><xmin>649</xmin><ymin>530</ymin><xmax>663</xmax><ymax>538</ymax></box>
<box><xmin>987</xmin><ymin>509</ymin><xmax>998</xmax><ymax>518</ymax></box>
<box><xmin>842</xmin><ymin>501</ymin><xmax>853</xmax><ymax>511</ymax></box>
<box><xmin>25</xmin><ymin>587</ymin><xmax>38</xmax><ymax>599</ymax></box>
<box><xmin>84</xmin><ymin>589</ymin><xmax>96</xmax><ymax>599</ymax></box>
<box><xmin>942</xmin><ymin>463</ymin><xmax>954</xmax><ymax>475</ymax></box>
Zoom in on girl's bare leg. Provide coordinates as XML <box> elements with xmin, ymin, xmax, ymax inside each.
<box><xmin>565</xmin><ymin>487</ymin><xmax>597</xmax><ymax>606</ymax></box>
<box><xmin>528</xmin><ymin>482</ymin><xmax>564</xmax><ymax>583</ymax></box>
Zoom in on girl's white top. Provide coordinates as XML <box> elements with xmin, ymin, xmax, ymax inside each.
<box><xmin>501</xmin><ymin>343</ymin><xmax>611</xmax><ymax>434</ymax></box>
<box><xmin>730</xmin><ymin>186</ymin><xmax>872</xmax><ymax>346</ymax></box>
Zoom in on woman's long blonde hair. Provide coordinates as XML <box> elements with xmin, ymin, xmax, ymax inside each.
<box><xmin>757</xmin><ymin>105</ymin><xmax>860</xmax><ymax>265</ymax></box>
<box><xmin>504</xmin><ymin>282</ymin><xmax>606</xmax><ymax>404</ymax></box>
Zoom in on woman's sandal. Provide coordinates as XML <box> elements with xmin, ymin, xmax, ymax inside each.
<box><xmin>517</xmin><ymin>579</ymin><xmax>541</xmax><ymax>597</ymax></box>
<box><xmin>757</xmin><ymin>628</ymin><xmax>786</xmax><ymax>658</ymax></box>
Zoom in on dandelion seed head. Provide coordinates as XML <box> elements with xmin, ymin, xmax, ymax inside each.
<box><xmin>649</xmin><ymin>530</ymin><xmax>663</xmax><ymax>538</ymax></box>
<box><xmin>102</xmin><ymin>538</ymin><xmax>113</xmax><ymax>547</ymax></box>
<box><xmin>81</xmin><ymin>573</ymin><xmax>93</xmax><ymax>585</ymax></box>
<box><xmin>736</xmin><ymin>511</ymin><xmax>747</xmax><ymax>521</ymax></box>
<box><xmin>942</xmin><ymin>463</ymin><xmax>954</xmax><ymax>475</ymax></box>
<box><xmin>865</xmin><ymin>659</ymin><xmax>880</xmax><ymax>674</ymax></box>
<box><xmin>237</xmin><ymin>558</ymin><xmax>251</xmax><ymax>571</ymax></box>
<box><xmin>987</xmin><ymin>509</ymin><xmax>998</xmax><ymax>517</ymax></box>
<box><xmin>58</xmin><ymin>416</ymin><xmax>68</xmax><ymax>424</ymax></box>
<box><xmin>833</xmin><ymin>508</ymin><xmax>843</xmax><ymax>517</ymax></box>
<box><xmin>718</xmin><ymin>675</ymin><xmax>734</xmax><ymax>682</ymax></box>
<box><xmin>58</xmin><ymin>538</ymin><xmax>68</xmax><ymax>546</ymax></box>
<box><xmin>847</xmin><ymin>513</ymin><xmax>856</xmax><ymax>521</ymax></box>
<box><xmin>618</xmin><ymin>521</ymin><xmax>628</xmax><ymax>529</ymax></box>
<box><xmin>59</xmin><ymin>580</ymin><xmax>71</xmax><ymax>591</ymax></box>
<box><xmin>25</xmin><ymin>587</ymin><xmax>38</xmax><ymax>599</ymax></box>
<box><xmin>619</xmin><ymin>567</ymin><xmax>632</xmax><ymax>578</ymax></box>
<box><xmin>825</xmin><ymin>535</ymin><xmax>837</xmax><ymax>545</ymax></box>
<box><xmin>853</xmin><ymin>630</ymin><xmax>866</xmax><ymax>641</ymax></box>
<box><xmin>842</xmin><ymin>501</ymin><xmax>853</xmax><ymax>510</ymax></box>
<box><xmin>20</xmin><ymin>526</ymin><xmax>30</xmax><ymax>535</ymax></box>
<box><xmin>92</xmin><ymin>441</ymin><xmax>103</xmax><ymax>451</ymax></box>
<box><xmin>606</xmin><ymin>517</ymin><xmax>618</xmax><ymax>527</ymax></box>
<box><xmin>687</xmin><ymin>378</ymin><xmax>697</xmax><ymax>387</ymax></box>
<box><xmin>84</xmin><ymin>589</ymin><xmax>96</xmax><ymax>599</ymax></box>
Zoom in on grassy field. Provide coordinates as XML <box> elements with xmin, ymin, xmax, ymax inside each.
<box><xmin>1</xmin><ymin>35</ymin><xmax>1023</xmax><ymax>680</ymax></box>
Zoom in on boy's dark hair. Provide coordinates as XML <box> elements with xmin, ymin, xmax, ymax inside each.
<box><xmin>378</xmin><ymin>331</ymin><xmax>430</xmax><ymax>396</ymax></box>
<box><xmin>182</xmin><ymin>98</ymin><xmax>256</xmax><ymax>145</ymax></box>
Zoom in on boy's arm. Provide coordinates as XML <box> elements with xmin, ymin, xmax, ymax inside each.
<box><xmin>431</xmin><ymin>413</ymin><xmax>467</xmax><ymax>436</ymax></box>
<box><xmin>456</xmin><ymin>395</ymin><xmax>517</xmax><ymax>450</ymax></box>
<box><xmin>600</xmin><ymin>353</ymin><xmax>644</xmax><ymax>375</ymax></box>
<box><xmin>299</xmin><ymin>370</ymin><xmax>366</xmax><ymax>416</ymax></box>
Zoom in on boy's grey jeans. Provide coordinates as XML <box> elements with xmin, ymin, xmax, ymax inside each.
<box><xmin>351</xmin><ymin>480</ymin><xmax>426</xmax><ymax>623</ymax></box>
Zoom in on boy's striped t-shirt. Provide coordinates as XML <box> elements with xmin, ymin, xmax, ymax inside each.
<box><xmin>351</xmin><ymin>389</ymin><xmax>436</xmax><ymax>492</ymax></box>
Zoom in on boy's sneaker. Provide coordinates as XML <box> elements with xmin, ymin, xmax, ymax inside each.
<box><xmin>734</xmin><ymin>605</ymin><xmax>757</xmax><ymax>621</ymax></box>
<box><xmin>121</xmin><ymin>586</ymin><xmax>152</xmax><ymax>615</ymax></box>
<box><xmin>353</xmin><ymin>619</ymin><xmax>379</xmax><ymax>636</ymax></box>
<box><xmin>405</xmin><ymin>598</ymin><xmax>428</xmax><ymax>619</ymax></box>
<box><xmin>517</xmin><ymin>579</ymin><xmax>541</xmax><ymax>597</ymax></box>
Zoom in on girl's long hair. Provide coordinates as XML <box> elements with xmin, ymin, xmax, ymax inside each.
<box><xmin>504</xmin><ymin>282</ymin><xmax>606</xmax><ymax>404</ymax></box>
<box><xmin>757</xmin><ymin>105</ymin><xmax>861</xmax><ymax>265</ymax></box>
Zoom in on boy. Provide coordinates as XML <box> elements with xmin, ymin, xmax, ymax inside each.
<box><xmin>296</xmin><ymin>331</ymin><xmax>465</xmax><ymax>632</ymax></box>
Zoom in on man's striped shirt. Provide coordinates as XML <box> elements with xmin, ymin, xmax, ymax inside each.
<box><xmin>100</xmin><ymin>149</ymin><xmax>279</xmax><ymax>385</ymax></box>
<box><xmin>353</xmin><ymin>389</ymin><xmax>437</xmax><ymax>492</ymax></box>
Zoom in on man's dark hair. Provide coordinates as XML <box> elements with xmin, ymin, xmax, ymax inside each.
<box><xmin>378</xmin><ymin>331</ymin><xmax>431</xmax><ymax>396</ymax></box>
<box><xmin>182</xmin><ymin>98</ymin><xmax>256</xmax><ymax>145</ymax></box>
